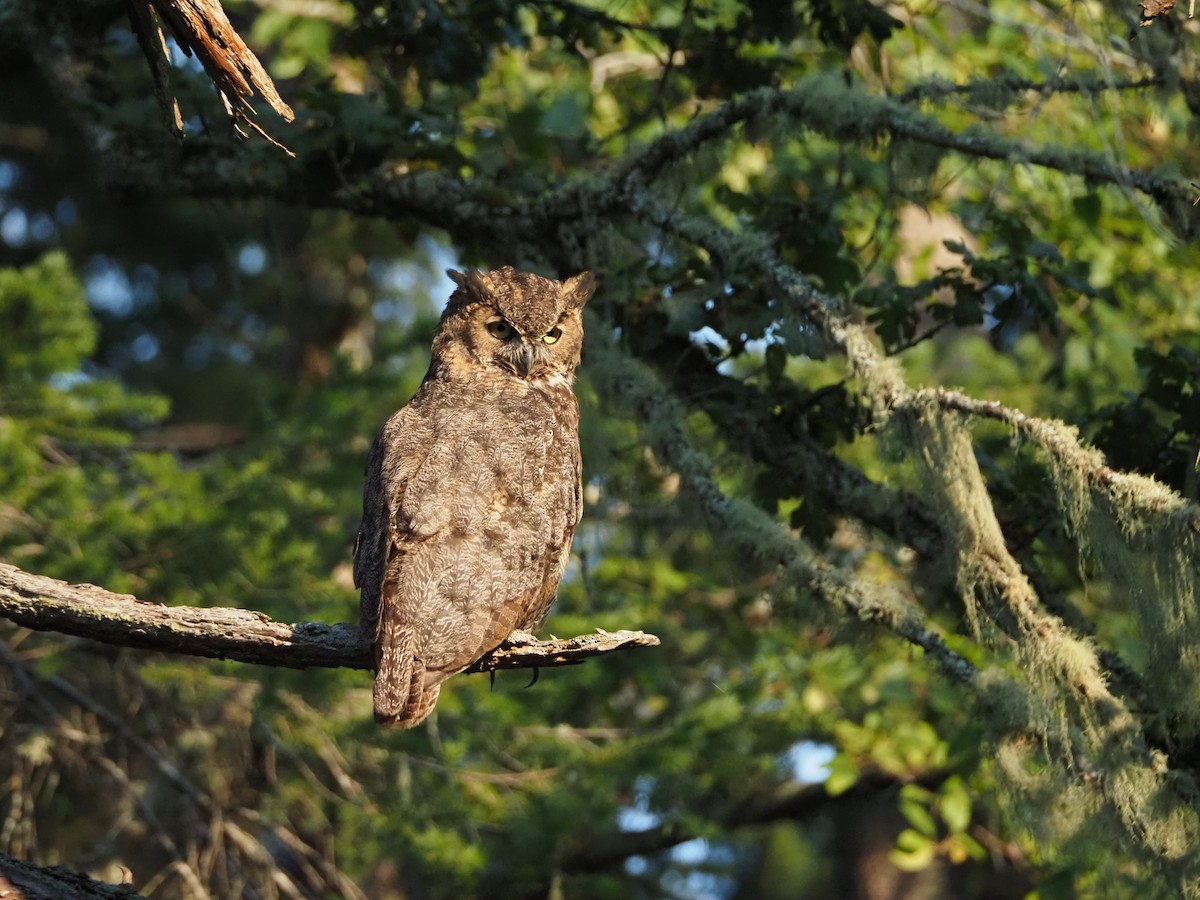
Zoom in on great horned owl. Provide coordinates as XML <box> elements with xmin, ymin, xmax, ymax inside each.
<box><xmin>354</xmin><ymin>266</ymin><xmax>595</xmax><ymax>728</ymax></box>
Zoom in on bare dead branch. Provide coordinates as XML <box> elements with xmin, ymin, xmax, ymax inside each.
<box><xmin>0</xmin><ymin>563</ymin><xmax>660</xmax><ymax>672</ymax></box>
<box><xmin>1140</xmin><ymin>0</ymin><xmax>1177</xmax><ymax>25</ymax></box>
<box><xmin>126</xmin><ymin>0</ymin><xmax>183</xmax><ymax>140</ymax></box>
<box><xmin>0</xmin><ymin>853</ymin><xmax>145</xmax><ymax>900</ymax></box>
<box><xmin>127</xmin><ymin>0</ymin><xmax>295</xmax><ymax>154</ymax></box>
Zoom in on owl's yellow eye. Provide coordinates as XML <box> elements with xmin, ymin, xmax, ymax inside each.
<box><xmin>487</xmin><ymin>319</ymin><xmax>516</xmax><ymax>340</ymax></box>
<box><xmin>543</xmin><ymin>327</ymin><xmax>563</xmax><ymax>345</ymax></box>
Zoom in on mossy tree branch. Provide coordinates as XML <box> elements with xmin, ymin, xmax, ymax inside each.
<box><xmin>591</xmin><ymin>346</ymin><xmax>978</xmax><ymax>686</ymax></box>
<box><xmin>84</xmin><ymin>72</ymin><xmax>1194</xmax><ymax>248</ymax></box>
<box><xmin>580</xmin><ymin>175</ymin><xmax>1200</xmax><ymax>885</ymax></box>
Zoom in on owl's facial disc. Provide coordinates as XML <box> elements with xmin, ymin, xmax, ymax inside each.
<box><xmin>484</xmin><ymin>316</ymin><xmax>534</xmax><ymax>377</ymax></box>
<box><xmin>484</xmin><ymin>314</ymin><xmax>571</xmax><ymax>378</ymax></box>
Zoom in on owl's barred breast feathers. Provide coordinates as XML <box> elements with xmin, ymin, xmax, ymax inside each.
<box><xmin>353</xmin><ymin>266</ymin><xmax>595</xmax><ymax>728</ymax></box>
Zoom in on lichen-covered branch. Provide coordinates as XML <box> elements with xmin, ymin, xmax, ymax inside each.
<box><xmin>90</xmin><ymin>69</ymin><xmax>1194</xmax><ymax>252</ymax></box>
<box><xmin>925</xmin><ymin>386</ymin><xmax>1200</xmax><ymax>745</ymax></box>
<box><xmin>895</xmin><ymin>398</ymin><xmax>1200</xmax><ymax>888</ymax></box>
<box><xmin>585</xmin><ymin>187</ymin><xmax>1200</xmax><ymax>887</ymax></box>
<box><xmin>0</xmin><ymin>563</ymin><xmax>660</xmax><ymax>672</ymax></box>
<box><xmin>593</xmin><ymin>347</ymin><xmax>978</xmax><ymax>686</ymax></box>
<box><xmin>927</xmin><ymin>387</ymin><xmax>1200</xmax><ymax>533</ymax></box>
<box><xmin>895</xmin><ymin>73</ymin><xmax>1163</xmax><ymax>105</ymax></box>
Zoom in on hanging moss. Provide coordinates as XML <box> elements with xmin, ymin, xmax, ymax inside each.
<box><xmin>913</xmin><ymin>402</ymin><xmax>1200</xmax><ymax>890</ymax></box>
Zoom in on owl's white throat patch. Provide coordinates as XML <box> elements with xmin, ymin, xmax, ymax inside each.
<box><xmin>530</xmin><ymin>373</ymin><xmax>572</xmax><ymax>391</ymax></box>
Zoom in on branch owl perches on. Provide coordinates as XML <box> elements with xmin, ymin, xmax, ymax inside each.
<box><xmin>354</xmin><ymin>267</ymin><xmax>596</xmax><ymax>727</ymax></box>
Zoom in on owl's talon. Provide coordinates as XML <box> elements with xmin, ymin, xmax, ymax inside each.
<box><xmin>506</xmin><ymin>630</ymin><xmax>537</xmax><ymax>646</ymax></box>
<box><xmin>490</xmin><ymin>669</ymin><xmax>496</xmax><ymax>691</ymax></box>
<box><xmin>525</xmin><ymin>668</ymin><xmax>540</xmax><ymax>688</ymax></box>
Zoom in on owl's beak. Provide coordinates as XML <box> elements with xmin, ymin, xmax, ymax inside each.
<box><xmin>515</xmin><ymin>343</ymin><xmax>535</xmax><ymax>376</ymax></box>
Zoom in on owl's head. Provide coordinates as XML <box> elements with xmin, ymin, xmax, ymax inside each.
<box><xmin>433</xmin><ymin>267</ymin><xmax>595</xmax><ymax>382</ymax></box>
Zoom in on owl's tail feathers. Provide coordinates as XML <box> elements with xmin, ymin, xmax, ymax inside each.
<box><xmin>373</xmin><ymin>638</ymin><xmax>410</xmax><ymax>723</ymax></box>
<box><xmin>373</xmin><ymin>620</ymin><xmax>442</xmax><ymax>728</ymax></box>
<box><xmin>386</xmin><ymin>682</ymin><xmax>441</xmax><ymax>729</ymax></box>
<box><xmin>374</xmin><ymin>662</ymin><xmax>440</xmax><ymax>728</ymax></box>
<box><xmin>373</xmin><ymin>612</ymin><xmax>418</xmax><ymax>724</ymax></box>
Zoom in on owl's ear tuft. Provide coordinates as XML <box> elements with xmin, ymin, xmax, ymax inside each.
<box><xmin>562</xmin><ymin>271</ymin><xmax>596</xmax><ymax>309</ymax></box>
<box><xmin>447</xmin><ymin>268</ymin><xmax>493</xmax><ymax>304</ymax></box>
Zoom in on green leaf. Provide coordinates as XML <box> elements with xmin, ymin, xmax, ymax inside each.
<box><xmin>900</xmin><ymin>797</ymin><xmax>938</xmax><ymax>837</ymax></box>
<box><xmin>890</xmin><ymin>829</ymin><xmax>936</xmax><ymax>872</ymax></box>
<box><xmin>825</xmin><ymin>754</ymin><xmax>860</xmax><ymax>795</ymax></box>
<box><xmin>939</xmin><ymin>776</ymin><xmax>972</xmax><ymax>833</ymax></box>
